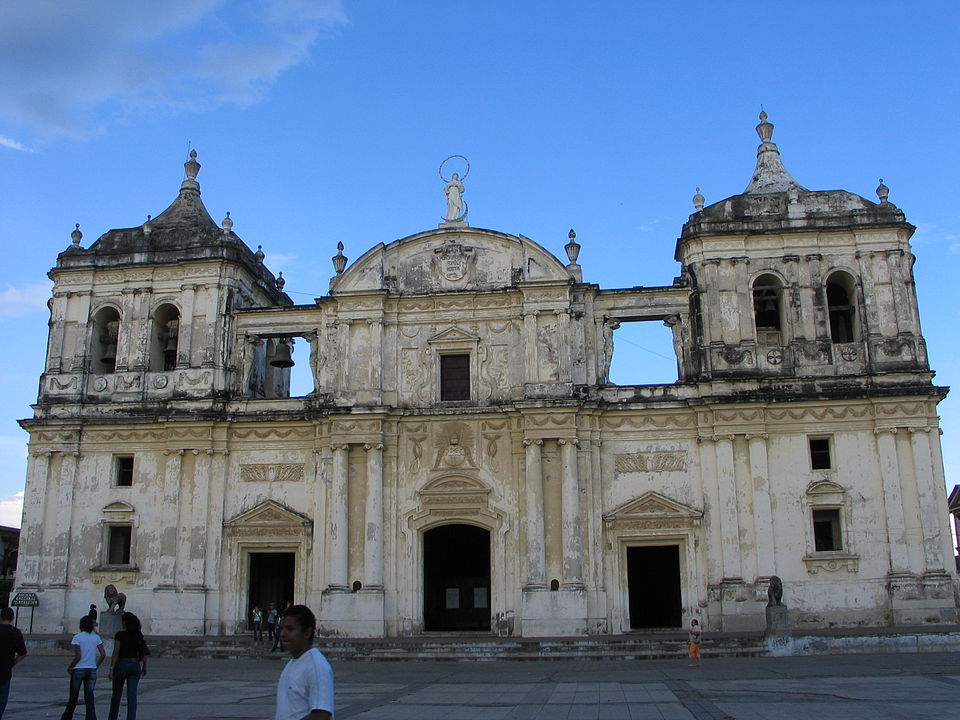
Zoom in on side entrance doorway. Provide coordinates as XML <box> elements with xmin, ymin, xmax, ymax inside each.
<box><xmin>627</xmin><ymin>544</ymin><xmax>682</xmax><ymax>628</ymax></box>
<box><xmin>423</xmin><ymin>524</ymin><xmax>491</xmax><ymax>631</ymax></box>
<box><xmin>248</xmin><ymin>552</ymin><xmax>295</xmax><ymax>629</ymax></box>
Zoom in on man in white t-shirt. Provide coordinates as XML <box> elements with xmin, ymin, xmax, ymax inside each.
<box><xmin>61</xmin><ymin>614</ymin><xmax>105</xmax><ymax>720</ymax></box>
<box><xmin>275</xmin><ymin>605</ymin><xmax>334</xmax><ymax>720</ymax></box>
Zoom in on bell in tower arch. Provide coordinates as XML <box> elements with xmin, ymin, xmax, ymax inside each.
<box><xmin>270</xmin><ymin>338</ymin><xmax>294</xmax><ymax>368</ymax></box>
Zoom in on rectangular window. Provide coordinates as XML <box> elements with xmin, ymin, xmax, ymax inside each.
<box><xmin>809</xmin><ymin>437</ymin><xmax>831</xmax><ymax>470</ymax></box>
<box><xmin>812</xmin><ymin>508</ymin><xmax>842</xmax><ymax>551</ymax></box>
<box><xmin>107</xmin><ymin>525</ymin><xmax>132</xmax><ymax>565</ymax></box>
<box><xmin>440</xmin><ymin>354</ymin><xmax>470</xmax><ymax>401</ymax></box>
<box><xmin>115</xmin><ymin>456</ymin><xmax>134</xmax><ymax>486</ymax></box>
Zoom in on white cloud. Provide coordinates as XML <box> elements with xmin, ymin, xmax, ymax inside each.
<box><xmin>0</xmin><ymin>0</ymin><xmax>346</xmax><ymax>140</ymax></box>
<box><xmin>0</xmin><ymin>491</ymin><xmax>23</xmax><ymax>528</ymax></box>
<box><xmin>0</xmin><ymin>282</ymin><xmax>51</xmax><ymax>319</ymax></box>
<box><xmin>0</xmin><ymin>134</ymin><xmax>32</xmax><ymax>152</ymax></box>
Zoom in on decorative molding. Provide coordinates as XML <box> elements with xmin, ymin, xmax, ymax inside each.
<box><xmin>614</xmin><ymin>451</ymin><xmax>686</xmax><ymax>475</ymax></box>
<box><xmin>239</xmin><ymin>464</ymin><xmax>304</xmax><ymax>483</ymax></box>
<box><xmin>802</xmin><ymin>553</ymin><xmax>859</xmax><ymax>574</ymax></box>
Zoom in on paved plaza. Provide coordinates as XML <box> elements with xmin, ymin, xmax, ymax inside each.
<box><xmin>4</xmin><ymin>651</ymin><xmax>960</xmax><ymax>719</ymax></box>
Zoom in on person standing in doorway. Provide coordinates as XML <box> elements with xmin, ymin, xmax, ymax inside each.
<box><xmin>266</xmin><ymin>604</ymin><xmax>278</xmax><ymax>647</ymax></box>
<box><xmin>275</xmin><ymin>605</ymin><xmax>334</xmax><ymax>720</ymax></box>
<box><xmin>252</xmin><ymin>606</ymin><xmax>264</xmax><ymax>643</ymax></box>
<box><xmin>0</xmin><ymin>607</ymin><xmax>28</xmax><ymax>719</ymax></box>
<box><xmin>107</xmin><ymin>612</ymin><xmax>150</xmax><ymax>720</ymax></box>
<box><xmin>61</xmin><ymin>615</ymin><xmax>105</xmax><ymax>720</ymax></box>
<box><xmin>687</xmin><ymin>618</ymin><xmax>702</xmax><ymax>668</ymax></box>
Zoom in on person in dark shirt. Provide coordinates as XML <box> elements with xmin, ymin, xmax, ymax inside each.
<box><xmin>107</xmin><ymin>612</ymin><xmax>150</xmax><ymax>720</ymax></box>
<box><xmin>0</xmin><ymin>606</ymin><xmax>28</xmax><ymax>719</ymax></box>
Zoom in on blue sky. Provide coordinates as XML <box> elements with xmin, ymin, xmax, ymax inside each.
<box><xmin>0</xmin><ymin>1</ymin><xmax>958</xmax><ymax>528</ymax></box>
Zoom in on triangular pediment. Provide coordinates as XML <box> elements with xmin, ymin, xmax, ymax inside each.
<box><xmin>223</xmin><ymin>499</ymin><xmax>312</xmax><ymax>527</ymax></box>
<box><xmin>102</xmin><ymin>501</ymin><xmax>135</xmax><ymax>513</ymax></box>
<box><xmin>427</xmin><ymin>326</ymin><xmax>480</xmax><ymax>344</ymax></box>
<box><xmin>604</xmin><ymin>491</ymin><xmax>703</xmax><ymax>521</ymax></box>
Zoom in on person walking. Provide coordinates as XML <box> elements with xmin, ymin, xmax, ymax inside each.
<box><xmin>266</xmin><ymin>604</ymin><xmax>278</xmax><ymax>647</ymax></box>
<box><xmin>275</xmin><ymin>605</ymin><xmax>334</xmax><ymax>720</ymax></box>
<box><xmin>107</xmin><ymin>612</ymin><xmax>150</xmax><ymax>720</ymax></box>
<box><xmin>0</xmin><ymin>607</ymin><xmax>28</xmax><ymax>719</ymax></box>
<box><xmin>687</xmin><ymin>618</ymin><xmax>702</xmax><ymax>668</ymax></box>
<box><xmin>270</xmin><ymin>604</ymin><xmax>286</xmax><ymax>653</ymax></box>
<box><xmin>61</xmin><ymin>615</ymin><xmax>105</xmax><ymax>720</ymax></box>
<box><xmin>252</xmin><ymin>606</ymin><xmax>264</xmax><ymax>643</ymax></box>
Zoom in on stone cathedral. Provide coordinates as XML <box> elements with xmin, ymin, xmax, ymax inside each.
<box><xmin>16</xmin><ymin>114</ymin><xmax>958</xmax><ymax>637</ymax></box>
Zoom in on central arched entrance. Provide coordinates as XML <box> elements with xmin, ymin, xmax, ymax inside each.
<box><xmin>423</xmin><ymin>524</ymin><xmax>491</xmax><ymax>631</ymax></box>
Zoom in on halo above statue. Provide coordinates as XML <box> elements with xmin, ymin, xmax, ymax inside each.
<box><xmin>439</xmin><ymin>155</ymin><xmax>470</xmax><ymax>183</ymax></box>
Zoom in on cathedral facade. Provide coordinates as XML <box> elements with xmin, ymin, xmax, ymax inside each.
<box><xmin>15</xmin><ymin>116</ymin><xmax>958</xmax><ymax>636</ymax></box>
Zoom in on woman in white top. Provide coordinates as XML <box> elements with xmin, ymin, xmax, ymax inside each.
<box><xmin>61</xmin><ymin>614</ymin><xmax>105</xmax><ymax>720</ymax></box>
<box><xmin>275</xmin><ymin>605</ymin><xmax>334</xmax><ymax>720</ymax></box>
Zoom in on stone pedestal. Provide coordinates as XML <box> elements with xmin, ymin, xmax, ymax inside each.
<box><xmin>520</xmin><ymin>587</ymin><xmax>588</xmax><ymax>636</ymax></box>
<box><xmin>99</xmin><ymin>612</ymin><xmax>122</xmax><ymax>638</ymax></box>
<box><xmin>764</xmin><ymin>605</ymin><xmax>791</xmax><ymax>638</ymax></box>
<box><xmin>318</xmin><ymin>588</ymin><xmax>385</xmax><ymax>637</ymax></box>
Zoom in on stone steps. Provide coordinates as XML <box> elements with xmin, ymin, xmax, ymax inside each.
<box><xmin>35</xmin><ymin>634</ymin><xmax>766</xmax><ymax>661</ymax></box>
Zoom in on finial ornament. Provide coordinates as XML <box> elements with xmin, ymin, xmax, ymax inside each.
<box><xmin>143</xmin><ymin>214</ymin><xmax>153</xmax><ymax>235</ymax></box>
<box><xmin>70</xmin><ymin>223</ymin><xmax>82</xmax><ymax>247</ymax></box>
<box><xmin>332</xmin><ymin>241</ymin><xmax>348</xmax><ymax>274</ymax></box>
<box><xmin>255</xmin><ymin>245</ymin><xmax>265</xmax><ymax>263</ymax></box>
<box><xmin>184</xmin><ymin>149</ymin><xmax>201</xmax><ymax>181</ymax></box>
<box><xmin>876</xmin><ymin>178</ymin><xmax>889</xmax><ymax>204</ymax></box>
<box><xmin>275</xmin><ymin>272</ymin><xmax>285</xmax><ymax>291</ymax></box>
<box><xmin>222</xmin><ymin>211</ymin><xmax>234</xmax><ymax>233</ymax></box>
<box><xmin>756</xmin><ymin>110</ymin><xmax>775</xmax><ymax>143</ymax></box>
<box><xmin>565</xmin><ymin>229</ymin><xmax>581</xmax><ymax>264</ymax></box>
<box><xmin>693</xmin><ymin>187</ymin><xmax>705</xmax><ymax>211</ymax></box>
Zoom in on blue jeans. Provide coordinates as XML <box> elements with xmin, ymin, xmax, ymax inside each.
<box><xmin>61</xmin><ymin>667</ymin><xmax>98</xmax><ymax>720</ymax></box>
<box><xmin>107</xmin><ymin>659</ymin><xmax>141</xmax><ymax>720</ymax></box>
<box><xmin>0</xmin><ymin>679</ymin><xmax>10</xmax><ymax>719</ymax></box>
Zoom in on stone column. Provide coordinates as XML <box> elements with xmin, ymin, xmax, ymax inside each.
<box><xmin>367</xmin><ymin>319</ymin><xmax>383</xmax><ymax>391</ymax></box>
<box><xmin>311</xmin><ymin>448</ymin><xmax>328</xmax><ymax>599</ymax></box>
<box><xmin>559</xmin><ymin>438</ymin><xmax>583</xmax><ymax>586</ymax></box>
<box><xmin>188</xmin><ymin>449</ymin><xmax>210</xmax><ymax>586</ymax></box>
<box><xmin>747</xmin><ymin>434</ymin><xmax>776</xmax><ymax>577</ymax></box>
<box><xmin>130</xmin><ymin>288</ymin><xmax>152</xmax><ymax>371</ymax></box>
<box><xmin>910</xmin><ymin>427</ymin><xmax>945</xmax><ymax>571</ymax></box>
<box><xmin>327</xmin><ymin>444</ymin><xmax>349</xmax><ymax>588</ymax></box>
<box><xmin>116</xmin><ymin>288</ymin><xmax>137</xmax><ymax>372</ymax></box>
<box><xmin>522</xmin><ymin>310</ymin><xmax>539</xmax><ymax>384</ymax></box>
<box><xmin>875</xmin><ymin>428</ymin><xmax>910</xmax><ymax>572</ymax></box>
<box><xmin>363</xmin><ymin>443</ymin><xmax>384</xmax><ymax>588</ymax></box>
<box><xmin>337</xmin><ymin>319</ymin><xmax>352</xmax><ymax>391</ymax></box>
<box><xmin>177</xmin><ymin>284</ymin><xmax>197</xmax><ymax>368</ymax></box>
<box><xmin>47</xmin><ymin>294</ymin><xmax>67</xmax><ymax>373</ymax></box>
<box><xmin>713</xmin><ymin>435</ymin><xmax>742</xmax><ymax>580</ymax></box>
<box><xmin>158</xmin><ymin>450</ymin><xmax>183</xmax><ymax>586</ymax></box>
<box><xmin>50</xmin><ymin>451</ymin><xmax>80</xmax><ymax>585</ymax></box>
<box><xmin>18</xmin><ymin>451</ymin><xmax>51</xmax><ymax>585</ymax></box>
<box><xmin>523</xmin><ymin>439</ymin><xmax>546</xmax><ymax>588</ymax></box>
<box><xmin>554</xmin><ymin>309</ymin><xmax>571</xmax><ymax>381</ymax></box>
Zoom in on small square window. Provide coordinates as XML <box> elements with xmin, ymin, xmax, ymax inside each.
<box><xmin>809</xmin><ymin>437</ymin><xmax>831</xmax><ymax>470</ymax></box>
<box><xmin>107</xmin><ymin>525</ymin><xmax>132</xmax><ymax>565</ymax></box>
<box><xmin>812</xmin><ymin>508</ymin><xmax>842</xmax><ymax>551</ymax></box>
<box><xmin>440</xmin><ymin>354</ymin><xmax>470</xmax><ymax>401</ymax></box>
<box><xmin>115</xmin><ymin>456</ymin><xmax>134</xmax><ymax>486</ymax></box>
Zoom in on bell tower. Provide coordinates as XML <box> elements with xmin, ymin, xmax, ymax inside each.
<box><xmin>38</xmin><ymin>151</ymin><xmax>290</xmax><ymax>409</ymax></box>
<box><xmin>676</xmin><ymin>112</ymin><xmax>928</xmax><ymax>385</ymax></box>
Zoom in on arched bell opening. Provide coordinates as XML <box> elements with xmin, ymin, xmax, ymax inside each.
<box><xmin>422</xmin><ymin>523</ymin><xmax>491</xmax><ymax>631</ymax></box>
<box><xmin>91</xmin><ymin>306</ymin><xmax>121</xmax><ymax>374</ymax></box>
<box><xmin>752</xmin><ymin>273</ymin><xmax>784</xmax><ymax>345</ymax></box>
<box><xmin>150</xmin><ymin>303</ymin><xmax>181</xmax><ymax>371</ymax></box>
<box><xmin>825</xmin><ymin>272</ymin><xmax>858</xmax><ymax>343</ymax></box>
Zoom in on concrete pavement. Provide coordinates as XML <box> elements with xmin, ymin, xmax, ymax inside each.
<box><xmin>4</xmin><ymin>651</ymin><xmax>960</xmax><ymax>719</ymax></box>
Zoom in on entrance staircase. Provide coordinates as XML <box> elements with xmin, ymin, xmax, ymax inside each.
<box><xmin>27</xmin><ymin>632</ymin><xmax>767</xmax><ymax>661</ymax></box>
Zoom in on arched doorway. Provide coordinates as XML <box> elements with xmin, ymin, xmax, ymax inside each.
<box><xmin>423</xmin><ymin>524</ymin><xmax>490</xmax><ymax>631</ymax></box>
